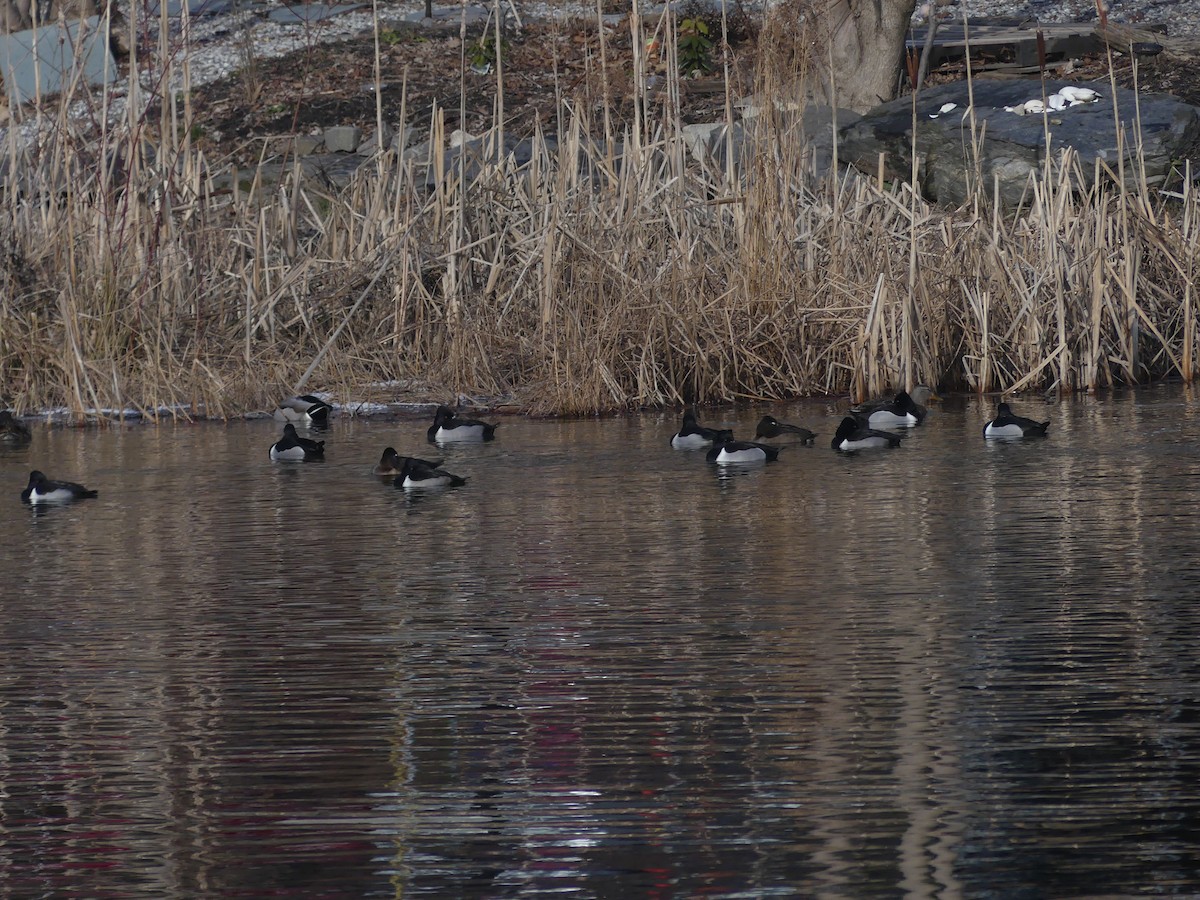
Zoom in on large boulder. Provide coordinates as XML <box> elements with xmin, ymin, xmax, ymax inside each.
<box><xmin>838</xmin><ymin>79</ymin><xmax>1200</xmax><ymax>206</ymax></box>
<box><xmin>1</xmin><ymin>0</ymin><xmax>97</xmax><ymax>33</ymax></box>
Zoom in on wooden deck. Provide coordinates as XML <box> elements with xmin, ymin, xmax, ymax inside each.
<box><xmin>906</xmin><ymin>20</ymin><xmax>1103</xmax><ymax>70</ymax></box>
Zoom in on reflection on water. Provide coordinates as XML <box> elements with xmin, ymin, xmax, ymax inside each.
<box><xmin>4</xmin><ymin>389</ymin><xmax>1200</xmax><ymax>896</ymax></box>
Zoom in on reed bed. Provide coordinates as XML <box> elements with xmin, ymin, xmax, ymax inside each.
<box><xmin>0</xmin><ymin>5</ymin><xmax>1197</xmax><ymax>418</ymax></box>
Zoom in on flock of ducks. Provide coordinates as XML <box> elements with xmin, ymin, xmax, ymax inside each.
<box><xmin>3</xmin><ymin>398</ymin><xmax>500</xmax><ymax>503</ymax></box>
<box><xmin>3</xmin><ymin>389</ymin><xmax>1051</xmax><ymax>503</ymax></box>
<box><xmin>671</xmin><ymin>385</ymin><xmax>1050</xmax><ymax>462</ymax></box>
<box><xmin>267</xmin><ymin>400</ymin><xmax>497</xmax><ymax>489</ymax></box>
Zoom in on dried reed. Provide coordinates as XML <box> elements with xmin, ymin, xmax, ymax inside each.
<box><xmin>0</xmin><ymin>3</ymin><xmax>1197</xmax><ymax>418</ymax></box>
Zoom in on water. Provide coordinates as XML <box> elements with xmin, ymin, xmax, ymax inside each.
<box><xmin>3</xmin><ymin>388</ymin><xmax>1200</xmax><ymax>897</ymax></box>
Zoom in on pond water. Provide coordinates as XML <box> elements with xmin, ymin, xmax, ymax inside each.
<box><xmin>3</xmin><ymin>387</ymin><xmax>1200</xmax><ymax>897</ymax></box>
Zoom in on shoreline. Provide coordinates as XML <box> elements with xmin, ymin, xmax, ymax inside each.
<box><xmin>6</xmin><ymin>376</ymin><xmax>1183</xmax><ymax>428</ymax></box>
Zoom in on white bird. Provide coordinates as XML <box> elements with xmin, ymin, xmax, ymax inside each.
<box><xmin>1047</xmin><ymin>93</ymin><xmax>1068</xmax><ymax>110</ymax></box>
<box><xmin>1060</xmin><ymin>86</ymin><xmax>1100</xmax><ymax>103</ymax></box>
<box><xmin>1022</xmin><ymin>99</ymin><xmax>1045</xmax><ymax>114</ymax></box>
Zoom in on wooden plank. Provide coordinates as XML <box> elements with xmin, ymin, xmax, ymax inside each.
<box><xmin>1090</xmin><ymin>22</ymin><xmax>1200</xmax><ymax>62</ymax></box>
<box><xmin>906</xmin><ymin>22</ymin><xmax>1103</xmax><ymax>68</ymax></box>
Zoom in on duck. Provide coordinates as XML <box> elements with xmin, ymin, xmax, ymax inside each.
<box><xmin>983</xmin><ymin>402</ymin><xmax>1050</xmax><ymax>439</ymax></box>
<box><xmin>852</xmin><ymin>390</ymin><xmax>930</xmax><ymax>428</ymax></box>
<box><xmin>274</xmin><ymin>394</ymin><xmax>333</xmax><ymax>427</ymax></box>
<box><xmin>832</xmin><ymin>416</ymin><xmax>905</xmax><ymax>451</ymax></box>
<box><xmin>706</xmin><ymin>437</ymin><xmax>782</xmax><ymax>464</ymax></box>
<box><xmin>670</xmin><ymin>408</ymin><xmax>733</xmax><ymax>450</ymax></box>
<box><xmin>754</xmin><ymin>415</ymin><xmax>816</xmax><ymax>445</ymax></box>
<box><xmin>0</xmin><ymin>409</ymin><xmax>32</xmax><ymax>445</ymax></box>
<box><xmin>373</xmin><ymin>447</ymin><xmax>443</xmax><ymax>476</ymax></box>
<box><xmin>21</xmin><ymin>470</ymin><xmax>98</xmax><ymax>503</ymax></box>
<box><xmin>395</xmin><ymin>456</ymin><xmax>467</xmax><ymax>488</ymax></box>
<box><xmin>862</xmin><ymin>390</ymin><xmax>927</xmax><ymax>427</ymax></box>
<box><xmin>270</xmin><ymin>423</ymin><xmax>326</xmax><ymax>461</ymax></box>
<box><xmin>427</xmin><ymin>405</ymin><xmax>499</xmax><ymax>443</ymax></box>
<box><xmin>852</xmin><ymin>385</ymin><xmax>938</xmax><ymax>416</ymax></box>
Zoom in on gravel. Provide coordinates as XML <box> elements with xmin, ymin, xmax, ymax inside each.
<box><xmin>929</xmin><ymin>0</ymin><xmax>1198</xmax><ymax>37</ymax></box>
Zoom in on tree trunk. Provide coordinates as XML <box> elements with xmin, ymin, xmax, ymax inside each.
<box><xmin>813</xmin><ymin>0</ymin><xmax>919</xmax><ymax>113</ymax></box>
<box><xmin>1091</xmin><ymin>22</ymin><xmax>1200</xmax><ymax>62</ymax></box>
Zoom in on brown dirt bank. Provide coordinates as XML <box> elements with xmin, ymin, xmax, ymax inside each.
<box><xmin>188</xmin><ymin>11</ymin><xmax>759</xmax><ymax>167</ymax></box>
<box><xmin>183</xmin><ymin>13</ymin><xmax>1200</xmax><ymax>166</ymax></box>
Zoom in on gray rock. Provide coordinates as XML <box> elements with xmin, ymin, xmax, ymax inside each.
<box><xmin>798</xmin><ymin>104</ymin><xmax>862</xmax><ymax>178</ymax></box>
<box><xmin>681</xmin><ymin>122</ymin><xmax>733</xmax><ymax>162</ymax></box>
<box><xmin>730</xmin><ymin>99</ymin><xmax>861</xmax><ymax>178</ymax></box>
<box><xmin>0</xmin><ymin>15</ymin><xmax>114</xmax><ymax>106</ymax></box>
<box><xmin>305</xmin><ymin>153</ymin><xmax>371</xmax><ymax>188</ymax></box>
<box><xmin>265</xmin><ymin>134</ymin><xmax>322</xmax><ymax>157</ymax></box>
<box><xmin>678</xmin><ymin>121</ymin><xmax>751</xmax><ymax>175</ymax></box>
<box><xmin>208</xmin><ymin>151</ymin><xmax>368</xmax><ymax>197</ymax></box>
<box><xmin>838</xmin><ymin>79</ymin><xmax>1200</xmax><ymax>206</ymax></box>
<box><xmin>323</xmin><ymin>125</ymin><xmax>362</xmax><ymax>153</ymax></box>
<box><xmin>401</xmin><ymin>138</ymin><xmax>431</xmax><ymax>166</ymax></box>
<box><xmin>293</xmin><ymin>134</ymin><xmax>324</xmax><ymax>156</ymax></box>
<box><xmin>357</xmin><ymin>124</ymin><xmax>394</xmax><ymax>156</ymax></box>
<box><xmin>389</xmin><ymin>124</ymin><xmax>418</xmax><ymax>153</ymax></box>
<box><xmin>2</xmin><ymin>0</ymin><xmax>98</xmax><ymax>31</ymax></box>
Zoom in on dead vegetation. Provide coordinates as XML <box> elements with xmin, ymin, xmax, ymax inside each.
<box><xmin>0</xmin><ymin>4</ymin><xmax>1198</xmax><ymax>418</ymax></box>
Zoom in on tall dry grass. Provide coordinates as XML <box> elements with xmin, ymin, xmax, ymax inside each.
<box><xmin>0</xmin><ymin>3</ymin><xmax>1197</xmax><ymax>418</ymax></box>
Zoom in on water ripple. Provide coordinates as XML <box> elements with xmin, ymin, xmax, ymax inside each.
<box><xmin>3</xmin><ymin>394</ymin><xmax>1200</xmax><ymax>895</ymax></box>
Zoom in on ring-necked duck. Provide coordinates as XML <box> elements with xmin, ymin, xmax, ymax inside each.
<box><xmin>671</xmin><ymin>408</ymin><xmax>733</xmax><ymax>450</ymax></box>
<box><xmin>270</xmin><ymin>423</ymin><xmax>326</xmax><ymax>460</ymax></box>
<box><xmin>395</xmin><ymin>457</ymin><xmax>467</xmax><ymax>488</ymax></box>
<box><xmin>427</xmin><ymin>406</ymin><xmax>499</xmax><ymax>443</ymax></box>
<box><xmin>373</xmin><ymin>447</ymin><xmax>443</xmax><ymax>476</ymax></box>
<box><xmin>274</xmin><ymin>395</ymin><xmax>333</xmax><ymax>427</ymax></box>
<box><xmin>706</xmin><ymin>437</ymin><xmax>783</xmax><ymax>464</ymax></box>
<box><xmin>983</xmin><ymin>402</ymin><xmax>1050</xmax><ymax>439</ymax></box>
<box><xmin>21</xmin><ymin>470</ymin><xmax>98</xmax><ymax>503</ymax></box>
<box><xmin>832</xmin><ymin>416</ymin><xmax>905</xmax><ymax>451</ymax></box>
<box><xmin>754</xmin><ymin>415</ymin><xmax>816</xmax><ymax>445</ymax></box>
<box><xmin>852</xmin><ymin>390</ymin><xmax>929</xmax><ymax>428</ymax></box>
<box><xmin>852</xmin><ymin>384</ymin><xmax>938</xmax><ymax>414</ymax></box>
<box><xmin>0</xmin><ymin>410</ymin><xmax>32</xmax><ymax>445</ymax></box>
